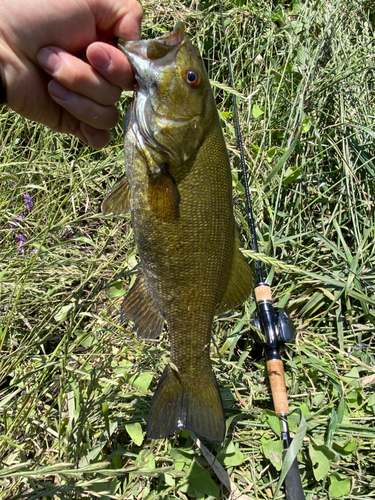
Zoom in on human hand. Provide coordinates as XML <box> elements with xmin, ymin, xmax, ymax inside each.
<box><xmin>0</xmin><ymin>0</ymin><xmax>142</xmax><ymax>148</ymax></box>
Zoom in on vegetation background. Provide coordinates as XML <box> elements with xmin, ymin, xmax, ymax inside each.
<box><xmin>1</xmin><ymin>0</ymin><xmax>375</xmax><ymax>498</ymax></box>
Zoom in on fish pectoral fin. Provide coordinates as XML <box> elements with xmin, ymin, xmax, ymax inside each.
<box><xmin>148</xmin><ymin>167</ymin><xmax>180</xmax><ymax>222</ymax></box>
<box><xmin>216</xmin><ymin>244</ymin><xmax>253</xmax><ymax>315</ymax></box>
<box><xmin>101</xmin><ymin>175</ymin><xmax>131</xmax><ymax>215</ymax></box>
<box><xmin>121</xmin><ymin>274</ymin><xmax>165</xmax><ymax>340</ymax></box>
<box><xmin>146</xmin><ymin>365</ymin><xmax>225</xmax><ymax>442</ymax></box>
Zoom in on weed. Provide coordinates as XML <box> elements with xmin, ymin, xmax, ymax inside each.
<box><xmin>1</xmin><ymin>0</ymin><xmax>374</xmax><ymax>498</ymax></box>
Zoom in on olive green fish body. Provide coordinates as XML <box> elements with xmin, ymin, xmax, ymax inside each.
<box><xmin>129</xmin><ymin>113</ymin><xmax>234</xmax><ymax>360</ymax></box>
<box><xmin>102</xmin><ymin>24</ymin><xmax>253</xmax><ymax>442</ymax></box>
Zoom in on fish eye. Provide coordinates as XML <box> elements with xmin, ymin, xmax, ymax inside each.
<box><xmin>185</xmin><ymin>69</ymin><xmax>200</xmax><ymax>87</ymax></box>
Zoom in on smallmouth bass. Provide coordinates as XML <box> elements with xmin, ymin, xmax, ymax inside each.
<box><xmin>102</xmin><ymin>23</ymin><xmax>253</xmax><ymax>442</ymax></box>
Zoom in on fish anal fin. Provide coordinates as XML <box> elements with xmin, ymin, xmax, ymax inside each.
<box><xmin>102</xmin><ymin>175</ymin><xmax>131</xmax><ymax>215</ymax></box>
<box><xmin>148</xmin><ymin>168</ymin><xmax>180</xmax><ymax>222</ymax></box>
<box><xmin>217</xmin><ymin>243</ymin><xmax>253</xmax><ymax>316</ymax></box>
<box><xmin>121</xmin><ymin>275</ymin><xmax>165</xmax><ymax>340</ymax></box>
<box><xmin>146</xmin><ymin>365</ymin><xmax>225</xmax><ymax>442</ymax></box>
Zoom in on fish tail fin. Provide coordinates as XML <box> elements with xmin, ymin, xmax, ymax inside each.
<box><xmin>146</xmin><ymin>365</ymin><xmax>225</xmax><ymax>442</ymax></box>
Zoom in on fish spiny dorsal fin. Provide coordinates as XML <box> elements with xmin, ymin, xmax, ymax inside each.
<box><xmin>101</xmin><ymin>175</ymin><xmax>131</xmax><ymax>215</ymax></box>
<box><xmin>121</xmin><ymin>274</ymin><xmax>165</xmax><ymax>340</ymax></box>
<box><xmin>216</xmin><ymin>236</ymin><xmax>253</xmax><ymax>316</ymax></box>
<box><xmin>146</xmin><ymin>365</ymin><xmax>225</xmax><ymax>442</ymax></box>
<box><xmin>148</xmin><ymin>165</ymin><xmax>180</xmax><ymax>222</ymax></box>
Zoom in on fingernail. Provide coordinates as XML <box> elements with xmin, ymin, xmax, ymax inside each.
<box><xmin>89</xmin><ymin>46</ymin><xmax>111</xmax><ymax>70</ymax></box>
<box><xmin>37</xmin><ymin>47</ymin><xmax>61</xmax><ymax>74</ymax></box>
<box><xmin>48</xmin><ymin>80</ymin><xmax>71</xmax><ymax>102</ymax></box>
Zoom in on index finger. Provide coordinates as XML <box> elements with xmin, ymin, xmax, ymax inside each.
<box><xmin>86</xmin><ymin>43</ymin><xmax>135</xmax><ymax>90</ymax></box>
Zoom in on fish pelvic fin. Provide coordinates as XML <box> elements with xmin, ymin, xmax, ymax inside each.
<box><xmin>101</xmin><ymin>175</ymin><xmax>131</xmax><ymax>215</ymax></box>
<box><xmin>121</xmin><ymin>274</ymin><xmax>165</xmax><ymax>340</ymax></box>
<box><xmin>146</xmin><ymin>365</ymin><xmax>225</xmax><ymax>442</ymax></box>
<box><xmin>216</xmin><ymin>243</ymin><xmax>253</xmax><ymax>316</ymax></box>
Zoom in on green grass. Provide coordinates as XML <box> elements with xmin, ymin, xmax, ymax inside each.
<box><xmin>1</xmin><ymin>0</ymin><xmax>375</xmax><ymax>498</ymax></box>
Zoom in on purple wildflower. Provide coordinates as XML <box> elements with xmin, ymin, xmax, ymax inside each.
<box><xmin>9</xmin><ymin>214</ymin><xmax>25</xmax><ymax>231</ymax></box>
<box><xmin>23</xmin><ymin>194</ymin><xmax>33</xmax><ymax>211</ymax></box>
<box><xmin>9</xmin><ymin>192</ymin><xmax>33</xmax><ymax>254</ymax></box>
<box><xmin>16</xmin><ymin>233</ymin><xmax>26</xmax><ymax>253</ymax></box>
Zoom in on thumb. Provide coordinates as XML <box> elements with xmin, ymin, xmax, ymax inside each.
<box><xmin>91</xmin><ymin>0</ymin><xmax>143</xmax><ymax>41</ymax></box>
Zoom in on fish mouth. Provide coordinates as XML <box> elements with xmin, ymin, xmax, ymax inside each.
<box><xmin>124</xmin><ymin>23</ymin><xmax>186</xmax><ymax>65</ymax></box>
<box><xmin>123</xmin><ymin>23</ymin><xmax>200</xmax><ymax>163</ymax></box>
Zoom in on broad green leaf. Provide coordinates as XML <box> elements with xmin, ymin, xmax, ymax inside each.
<box><xmin>252</xmin><ymin>104</ymin><xmax>264</xmax><ymax>119</ymax></box>
<box><xmin>188</xmin><ymin>460</ymin><xmax>219</xmax><ymax>498</ymax></box>
<box><xmin>125</xmin><ymin>422</ymin><xmax>143</xmax><ymax>446</ymax></box>
<box><xmin>164</xmin><ymin>473</ymin><xmax>175</xmax><ymax>486</ymax></box>
<box><xmin>262</xmin><ymin>440</ymin><xmax>283</xmax><ymax>471</ymax></box>
<box><xmin>109</xmin><ymin>282</ymin><xmax>126</xmax><ymax>298</ymax></box>
<box><xmin>368</xmin><ymin>393</ymin><xmax>375</xmax><ymax>415</ymax></box>
<box><xmin>313</xmin><ymin>392</ymin><xmax>325</xmax><ymax>406</ymax></box>
<box><xmin>343</xmin><ymin>440</ymin><xmax>356</xmax><ymax>453</ymax></box>
<box><xmin>342</xmin><ymin>367</ymin><xmax>360</xmax><ymax>387</ymax></box>
<box><xmin>289</xmin><ymin>21</ymin><xmax>303</xmax><ymax>34</ymax></box>
<box><xmin>54</xmin><ymin>303</ymin><xmax>74</xmax><ymax>322</ymax></box>
<box><xmin>329</xmin><ymin>473</ymin><xmax>351</xmax><ymax>498</ymax></box>
<box><xmin>267</xmin><ymin>146</ymin><xmax>278</xmax><ymax>163</ymax></box>
<box><xmin>113</xmin><ymin>359</ymin><xmax>133</xmax><ymax>375</ymax></box>
<box><xmin>272</xmin><ymin>9</ymin><xmax>286</xmax><ymax>22</ymax></box>
<box><xmin>346</xmin><ymin>389</ymin><xmax>362</xmax><ymax>407</ymax></box>
<box><xmin>292</xmin><ymin>0</ymin><xmax>301</xmax><ymax>12</ymax></box>
<box><xmin>297</xmin><ymin>47</ymin><xmax>306</xmax><ymax>65</ymax></box>
<box><xmin>128</xmin><ymin>372</ymin><xmax>153</xmax><ymax>391</ymax></box>
<box><xmin>217</xmin><ymin>441</ymin><xmax>245</xmax><ymax>467</ymax></box>
<box><xmin>145</xmin><ymin>453</ymin><xmax>156</xmax><ymax>470</ymax></box>
<box><xmin>301</xmin><ymin>114</ymin><xmax>311</xmax><ymax>133</ymax></box>
<box><xmin>170</xmin><ymin>448</ymin><xmax>194</xmax><ymax>465</ymax></box>
<box><xmin>76</xmin><ymin>332</ymin><xmax>95</xmax><ymax>348</ymax></box>
<box><xmin>333</xmin><ymin>439</ymin><xmax>356</xmax><ymax>456</ymax></box>
<box><xmin>111</xmin><ymin>455</ymin><xmax>122</xmax><ymax>468</ymax></box>
<box><xmin>261</xmin><ymin>409</ymin><xmax>281</xmax><ymax>435</ymax></box>
<box><xmin>283</xmin><ymin>166</ymin><xmax>301</xmax><ymax>185</ymax></box>
<box><xmin>309</xmin><ymin>443</ymin><xmax>335</xmax><ymax>481</ymax></box>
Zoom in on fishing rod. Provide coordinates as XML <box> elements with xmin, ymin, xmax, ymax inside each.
<box><xmin>218</xmin><ymin>4</ymin><xmax>305</xmax><ymax>499</ymax></box>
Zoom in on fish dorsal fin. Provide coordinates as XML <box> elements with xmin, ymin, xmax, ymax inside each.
<box><xmin>148</xmin><ymin>166</ymin><xmax>180</xmax><ymax>222</ymax></box>
<box><xmin>101</xmin><ymin>175</ymin><xmax>131</xmax><ymax>215</ymax></box>
<box><xmin>121</xmin><ymin>273</ymin><xmax>165</xmax><ymax>340</ymax></box>
<box><xmin>216</xmin><ymin>239</ymin><xmax>253</xmax><ymax>316</ymax></box>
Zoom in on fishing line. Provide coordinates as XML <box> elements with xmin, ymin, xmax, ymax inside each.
<box><xmin>217</xmin><ymin>2</ymin><xmax>305</xmax><ymax>499</ymax></box>
<box><xmin>218</xmin><ymin>4</ymin><xmax>263</xmax><ymax>284</ymax></box>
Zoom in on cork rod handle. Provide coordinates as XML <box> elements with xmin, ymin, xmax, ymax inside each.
<box><xmin>266</xmin><ymin>359</ymin><xmax>289</xmax><ymax>415</ymax></box>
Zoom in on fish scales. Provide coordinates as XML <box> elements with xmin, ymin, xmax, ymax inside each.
<box><xmin>102</xmin><ymin>23</ymin><xmax>253</xmax><ymax>442</ymax></box>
